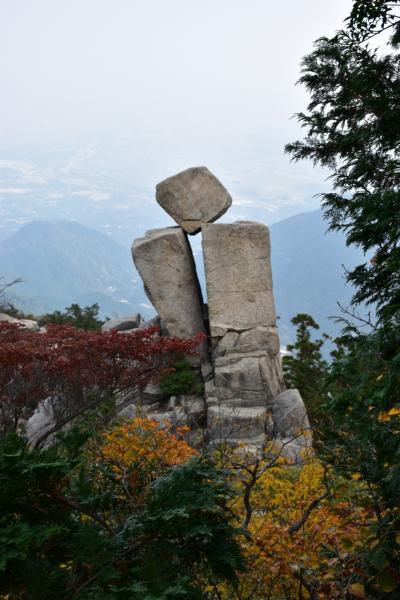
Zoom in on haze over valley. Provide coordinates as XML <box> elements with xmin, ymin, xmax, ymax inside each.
<box><xmin>0</xmin><ymin>0</ymin><xmax>358</xmax><ymax>346</ymax></box>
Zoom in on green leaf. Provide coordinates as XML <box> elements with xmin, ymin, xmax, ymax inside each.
<box><xmin>377</xmin><ymin>570</ymin><xmax>397</xmax><ymax>593</ymax></box>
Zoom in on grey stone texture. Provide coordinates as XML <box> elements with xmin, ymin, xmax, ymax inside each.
<box><xmin>174</xmin><ymin>396</ymin><xmax>206</xmax><ymax>428</ymax></box>
<box><xmin>0</xmin><ymin>313</ymin><xmax>39</xmax><ymax>331</ymax></box>
<box><xmin>236</xmin><ymin>326</ymin><xmax>280</xmax><ymax>356</ymax></box>
<box><xmin>271</xmin><ymin>389</ymin><xmax>311</xmax><ymax>438</ymax></box>
<box><xmin>201</xmin><ymin>220</ymin><xmax>287</xmax><ymax>448</ymax></box>
<box><xmin>156</xmin><ymin>166</ymin><xmax>232</xmax><ymax>235</ymax></box>
<box><xmin>102</xmin><ymin>314</ymin><xmax>142</xmax><ymax>332</ymax></box>
<box><xmin>202</xmin><ymin>221</ymin><xmax>277</xmax><ymax>336</ymax></box>
<box><xmin>25</xmin><ymin>399</ymin><xmax>54</xmax><ymax>445</ymax></box>
<box><xmin>207</xmin><ymin>405</ymin><xmax>271</xmax><ymax>441</ymax></box>
<box><xmin>141</xmin><ymin>382</ymin><xmax>164</xmax><ymax>405</ymax></box>
<box><xmin>132</xmin><ymin>227</ymin><xmax>206</xmax><ymax>342</ymax></box>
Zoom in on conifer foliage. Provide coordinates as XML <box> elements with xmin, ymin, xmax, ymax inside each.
<box><xmin>285</xmin><ymin>1</ymin><xmax>400</xmax><ymax>595</ymax></box>
<box><xmin>0</xmin><ymin>420</ymin><xmax>244</xmax><ymax>599</ymax></box>
<box><xmin>285</xmin><ymin>0</ymin><xmax>400</xmax><ymax>321</ymax></box>
<box><xmin>282</xmin><ymin>314</ymin><xmax>328</xmax><ymax>422</ymax></box>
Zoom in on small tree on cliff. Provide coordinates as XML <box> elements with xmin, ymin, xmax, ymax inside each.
<box><xmin>282</xmin><ymin>314</ymin><xmax>329</xmax><ymax>422</ymax></box>
<box><xmin>39</xmin><ymin>303</ymin><xmax>103</xmax><ymax>331</ymax></box>
<box><xmin>0</xmin><ymin>277</ymin><xmax>23</xmax><ymax>316</ymax></box>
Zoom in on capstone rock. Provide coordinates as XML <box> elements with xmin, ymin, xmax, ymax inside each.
<box><xmin>156</xmin><ymin>167</ymin><xmax>232</xmax><ymax>235</ymax></box>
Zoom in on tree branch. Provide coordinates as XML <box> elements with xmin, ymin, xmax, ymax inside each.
<box><xmin>46</xmin><ymin>489</ymin><xmax>114</xmax><ymax>536</ymax></box>
<box><xmin>288</xmin><ymin>469</ymin><xmax>332</xmax><ymax>536</ymax></box>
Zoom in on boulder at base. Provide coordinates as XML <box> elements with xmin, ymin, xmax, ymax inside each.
<box><xmin>271</xmin><ymin>389</ymin><xmax>311</xmax><ymax>438</ymax></box>
<box><xmin>102</xmin><ymin>314</ymin><xmax>142</xmax><ymax>332</ymax></box>
<box><xmin>0</xmin><ymin>312</ymin><xmax>39</xmax><ymax>331</ymax></box>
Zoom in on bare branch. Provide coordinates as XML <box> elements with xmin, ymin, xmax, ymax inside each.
<box><xmin>46</xmin><ymin>489</ymin><xmax>114</xmax><ymax>536</ymax></box>
<box><xmin>331</xmin><ymin>301</ymin><xmax>378</xmax><ymax>333</ymax></box>
<box><xmin>292</xmin><ymin>570</ymin><xmax>319</xmax><ymax>600</ymax></box>
<box><xmin>0</xmin><ymin>277</ymin><xmax>22</xmax><ymax>296</ymax></box>
<box><xmin>288</xmin><ymin>468</ymin><xmax>332</xmax><ymax>535</ymax></box>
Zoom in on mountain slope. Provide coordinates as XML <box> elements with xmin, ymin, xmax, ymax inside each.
<box><xmin>269</xmin><ymin>210</ymin><xmax>367</xmax><ymax>344</ymax></box>
<box><xmin>0</xmin><ymin>221</ymin><xmax>150</xmax><ymax>318</ymax></box>
<box><xmin>0</xmin><ymin>212</ymin><xmax>369</xmax><ymax>343</ymax></box>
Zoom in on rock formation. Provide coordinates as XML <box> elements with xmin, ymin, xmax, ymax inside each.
<box><xmin>0</xmin><ymin>312</ymin><xmax>39</xmax><ymax>331</ymax></box>
<box><xmin>131</xmin><ymin>166</ymin><xmax>311</xmax><ymax>460</ymax></box>
<box><xmin>102</xmin><ymin>314</ymin><xmax>142</xmax><ymax>332</ymax></box>
<box><xmin>156</xmin><ymin>166</ymin><xmax>232</xmax><ymax>234</ymax></box>
<box><xmin>201</xmin><ymin>220</ymin><xmax>285</xmax><ymax>446</ymax></box>
<box><xmin>202</xmin><ymin>221</ymin><xmax>276</xmax><ymax>335</ymax></box>
<box><xmin>132</xmin><ymin>228</ymin><xmax>206</xmax><ymax>340</ymax></box>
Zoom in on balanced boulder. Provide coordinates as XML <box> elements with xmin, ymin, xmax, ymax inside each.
<box><xmin>130</xmin><ymin>168</ymin><xmax>311</xmax><ymax>457</ymax></box>
<box><xmin>156</xmin><ymin>166</ymin><xmax>232</xmax><ymax>235</ymax></box>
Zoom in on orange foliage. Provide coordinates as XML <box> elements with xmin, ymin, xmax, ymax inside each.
<box><xmin>88</xmin><ymin>417</ymin><xmax>197</xmax><ymax>507</ymax></box>
<box><xmin>218</xmin><ymin>451</ymin><xmax>372</xmax><ymax>599</ymax></box>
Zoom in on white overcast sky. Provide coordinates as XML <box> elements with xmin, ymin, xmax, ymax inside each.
<box><xmin>1</xmin><ymin>0</ymin><xmax>352</xmax><ymax>141</ymax></box>
<box><xmin>0</xmin><ymin>0</ymin><xmax>355</xmax><ymax>223</ymax></box>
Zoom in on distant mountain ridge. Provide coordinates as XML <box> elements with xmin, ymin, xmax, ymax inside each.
<box><xmin>0</xmin><ymin>211</ymin><xmax>367</xmax><ymax>342</ymax></box>
<box><xmin>269</xmin><ymin>210</ymin><xmax>366</xmax><ymax>344</ymax></box>
<box><xmin>0</xmin><ymin>220</ymin><xmax>149</xmax><ymax>318</ymax></box>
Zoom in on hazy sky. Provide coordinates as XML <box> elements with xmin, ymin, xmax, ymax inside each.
<box><xmin>1</xmin><ymin>0</ymin><xmax>354</xmax><ymax>224</ymax></box>
<box><xmin>1</xmin><ymin>0</ymin><xmax>352</xmax><ymax>140</ymax></box>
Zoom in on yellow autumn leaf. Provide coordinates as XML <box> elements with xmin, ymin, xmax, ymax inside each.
<box><xmin>351</xmin><ymin>472</ymin><xmax>362</xmax><ymax>480</ymax></box>
<box><xmin>378</xmin><ymin>407</ymin><xmax>400</xmax><ymax>422</ymax></box>
<box><xmin>348</xmin><ymin>582</ymin><xmax>365</xmax><ymax>598</ymax></box>
<box><xmin>378</xmin><ymin>412</ymin><xmax>390</xmax><ymax>422</ymax></box>
<box><xmin>213</xmin><ymin>447</ymin><xmax>373</xmax><ymax>600</ymax></box>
